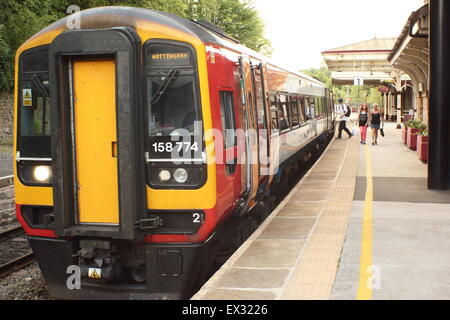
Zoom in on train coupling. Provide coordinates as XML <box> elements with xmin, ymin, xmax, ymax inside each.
<box><xmin>135</xmin><ymin>215</ymin><xmax>163</xmax><ymax>230</ymax></box>
<box><xmin>76</xmin><ymin>239</ymin><xmax>121</xmax><ymax>281</ymax></box>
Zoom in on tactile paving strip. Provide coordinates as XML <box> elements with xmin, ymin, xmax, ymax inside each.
<box><xmin>282</xmin><ymin>137</ymin><xmax>359</xmax><ymax>300</ymax></box>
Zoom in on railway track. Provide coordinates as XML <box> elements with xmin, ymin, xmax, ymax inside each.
<box><xmin>0</xmin><ymin>226</ymin><xmax>36</xmax><ymax>278</ymax></box>
<box><xmin>0</xmin><ymin>226</ymin><xmax>23</xmax><ymax>242</ymax></box>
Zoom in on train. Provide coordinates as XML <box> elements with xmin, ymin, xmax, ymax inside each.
<box><xmin>13</xmin><ymin>6</ymin><xmax>335</xmax><ymax>299</ymax></box>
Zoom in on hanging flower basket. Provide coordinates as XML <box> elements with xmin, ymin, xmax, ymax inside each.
<box><xmin>378</xmin><ymin>86</ymin><xmax>389</xmax><ymax>94</ymax></box>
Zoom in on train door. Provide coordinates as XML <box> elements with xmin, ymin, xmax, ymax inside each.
<box><xmin>238</xmin><ymin>57</ymin><xmax>259</xmax><ymax>210</ymax></box>
<box><xmin>72</xmin><ymin>59</ymin><xmax>119</xmax><ymax>224</ymax></box>
<box><xmin>250</xmin><ymin>63</ymin><xmax>270</xmax><ymax>188</ymax></box>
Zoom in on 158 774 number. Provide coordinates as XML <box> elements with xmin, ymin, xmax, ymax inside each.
<box><xmin>152</xmin><ymin>142</ymin><xmax>199</xmax><ymax>153</ymax></box>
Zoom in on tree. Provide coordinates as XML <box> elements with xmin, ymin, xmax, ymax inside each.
<box><xmin>0</xmin><ymin>0</ymin><xmax>62</xmax><ymax>91</ymax></box>
<box><xmin>0</xmin><ymin>0</ymin><xmax>271</xmax><ymax>91</ymax></box>
<box><xmin>0</xmin><ymin>25</ymin><xmax>12</xmax><ymax>91</ymax></box>
<box><xmin>184</xmin><ymin>0</ymin><xmax>272</xmax><ymax>54</ymax></box>
<box><xmin>302</xmin><ymin>64</ymin><xmax>332</xmax><ymax>88</ymax></box>
<box><xmin>302</xmin><ymin>64</ymin><xmax>383</xmax><ymax>107</ymax></box>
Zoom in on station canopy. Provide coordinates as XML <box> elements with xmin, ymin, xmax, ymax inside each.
<box><xmin>322</xmin><ymin>38</ymin><xmax>410</xmax><ymax>86</ymax></box>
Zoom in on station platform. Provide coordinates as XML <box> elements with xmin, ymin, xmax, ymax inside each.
<box><xmin>193</xmin><ymin>121</ymin><xmax>450</xmax><ymax>300</ymax></box>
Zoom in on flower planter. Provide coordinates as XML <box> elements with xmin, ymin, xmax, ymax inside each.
<box><xmin>417</xmin><ymin>135</ymin><xmax>428</xmax><ymax>163</ymax></box>
<box><xmin>407</xmin><ymin>128</ymin><xmax>419</xmax><ymax>151</ymax></box>
<box><xmin>402</xmin><ymin>126</ymin><xmax>408</xmax><ymax>144</ymax></box>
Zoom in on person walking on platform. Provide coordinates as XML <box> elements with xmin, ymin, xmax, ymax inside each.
<box><xmin>369</xmin><ymin>103</ymin><xmax>384</xmax><ymax>146</ymax></box>
<box><xmin>336</xmin><ymin>98</ymin><xmax>352</xmax><ymax>139</ymax></box>
<box><xmin>358</xmin><ymin>104</ymin><xmax>369</xmax><ymax>144</ymax></box>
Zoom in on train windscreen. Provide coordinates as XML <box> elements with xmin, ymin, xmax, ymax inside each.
<box><xmin>144</xmin><ymin>41</ymin><xmax>202</xmax><ymax>137</ymax></box>
<box><xmin>18</xmin><ymin>46</ymin><xmax>51</xmax><ymax>159</ymax></box>
<box><xmin>147</xmin><ymin>75</ymin><xmax>200</xmax><ymax>136</ymax></box>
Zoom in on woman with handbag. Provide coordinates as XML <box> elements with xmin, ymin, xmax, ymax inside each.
<box><xmin>368</xmin><ymin>104</ymin><xmax>384</xmax><ymax>146</ymax></box>
<box><xmin>358</xmin><ymin>104</ymin><xmax>369</xmax><ymax>145</ymax></box>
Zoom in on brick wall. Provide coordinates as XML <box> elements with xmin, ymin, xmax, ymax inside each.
<box><xmin>0</xmin><ymin>92</ymin><xmax>14</xmax><ymax>145</ymax></box>
<box><xmin>0</xmin><ymin>176</ymin><xmax>16</xmax><ymax>228</ymax></box>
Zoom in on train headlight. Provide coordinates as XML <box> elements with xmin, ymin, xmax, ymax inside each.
<box><xmin>173</xmin><ymin>168</ymin><xmax>188</xmax><ymax>184</ymax></box>
<box><xmin>158</xmin><ymin>170</ymin><xmax>171</xmax><ymax>182</ymax></box>
<box><xmin>146</xmin><ymin>165</ymin><xmax>206</xmax><ymax>189</ymax></box>
<box><xmin>33</xmin><ymin>166</ymin><xmax>52</xmax><ymax>183</ymax></box>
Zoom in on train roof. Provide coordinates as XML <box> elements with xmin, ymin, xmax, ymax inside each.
<box><xmin>27</xmin><ymin>6</ymin><xmax>325</xmax><ymax>88</ymax></box>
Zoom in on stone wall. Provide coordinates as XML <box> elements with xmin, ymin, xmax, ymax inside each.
<box><xmin>0</xmin><ymin>176</ymin><xmax>16</xmax><ymax>228</ymax></box>
<box><xmin>0</xmin><ymin>92</ymin><xmax>14</xmax><ymax>145</ymax></box>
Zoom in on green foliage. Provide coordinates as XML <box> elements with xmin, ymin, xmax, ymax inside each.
<box><xmin>0</xmin><ymin>0</ymin><xmax>270</xmax><ymax>91</ymax></box>
<box><xmin>407</xmin><ymin>119</ymin><xmax>427</xmax><ymax>135</ymax></box>
<box><xmin>0</xmin><ymin>25</ymin><xmax>12</xmax><ymax>91</ymax></box>
<box><xmin>0</xmin><ymin>0</ymin><xmax>63</xmax><ymax>91</ymax></box>
<box><xmin>302</xmin><ymin>65</ymin><xmax>332</xmax><ymax>87</ymax></box>
<box><xmin>302</xmin><ymin>64</ymin><xmax>383</xmax><ymax>107</ymax></box>
<box><xmin>183</xmin><ymin>0</ymin><xmax>271</xmax><ymax>54</ymax></box>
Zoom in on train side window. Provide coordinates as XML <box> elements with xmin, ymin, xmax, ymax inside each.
<box><xmin>308</xmin><ymin>98</ymin><xmax>316</xmax><ymax>120</ymax></box>
<box><xmin>314</xmin><ymin>97</ymin><xmax>319</xmax><ymax>117</ymax></box>
<box><xmin>315</xmin><ymin>97</ymin><xmax>324</xmax><ymax>117</ymax></box>
<box><xmin>289</xmin><ymin>95</ymin><xmax>299</xmax><ymax>127</ymax></box>
<box><xmin>298</xmin><ymin>98</ymin><xmax>306</xmax><ymax>124</ymax></box>
<box><xmin>278</xmin><ymin>94</ymin><xmax>289</xmax><ymax>131</ymax></box>
<box><xmin>304</xmin><ymin>98</ymin><xmax>312</xmax><ymax>120</ymax></box>
<box><xmin>219</xmin><ymin>91</ymin><xmax>236</xmax><ymax>148</ymax></box>
<box><xmin>320</xmin><ymin>97</ymin><xmax>327</xmax><ymax>115</ymax></box>
<box><xmin>269</xmin><ymin>93</ymin><xmax>279</xmax><ymax>132</ymax></box>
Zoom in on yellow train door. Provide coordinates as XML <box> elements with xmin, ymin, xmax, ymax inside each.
<box><xmin>72</xmin><ymin>58</ymin><xmax>119</xmax><ymax>224</ymax></box>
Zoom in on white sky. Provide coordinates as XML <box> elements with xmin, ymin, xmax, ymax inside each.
<box><xmin>252</xmin><ymin>0</ymin><xmax>425</xmax><ymax>71</ymax></box>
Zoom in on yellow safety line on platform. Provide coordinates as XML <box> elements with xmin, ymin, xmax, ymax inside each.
<box><xmin>356</xmin><ymin>144</ymin><xmax>373</xmax><ymax>300</ymax></box>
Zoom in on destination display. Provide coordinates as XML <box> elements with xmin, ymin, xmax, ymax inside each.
<box><xmin>147</xmin><ymin>44</ymin><xmax>192</xmax><ymax>67</ymax></box>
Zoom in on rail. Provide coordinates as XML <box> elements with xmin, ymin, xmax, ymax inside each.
<box><xmin>0</xmin><ymin>226</ymin><xmax>36</xmax><ymax>278</ymax></box>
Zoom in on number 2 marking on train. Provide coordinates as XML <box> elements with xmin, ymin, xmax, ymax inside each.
<box><xmin>193</xmin><ymin>213</ymin><xmax>201</xmax><ymax>223</ymax></box>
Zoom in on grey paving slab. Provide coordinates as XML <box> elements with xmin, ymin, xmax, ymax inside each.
<box><xmin>304</xmin><ymin>174</ymin><xmax>336</xmax><ymax>182</ymax></box>
<box><xmin>199</xmin><ymin>289</ymin><xmax>276</xmax><ymax>300</ymax></box>
<box><xmin>216</xmin><ymin>268</ymin><xmax>290</xmax><ymax>289</ymax></box>
<box><xmin>297</xmin><ymin>180</ymin><xmax>333</xmax><ymax>190</ymax></box>
<box><xmin>290</xmin><ymin>189</ymin><xmax>329</xmax><ymax>201</ymax></box>
<box><xmin>277</xmin><ymin>201</ymin><xmax>325</xmax><ymax>217</ymax></box>
<box><xmin>234</xmin><ymin>240</ymin><xmax>305</xmax><ymax>268</ymax></box>
<box><xmin>257</xmin><ymin>217</ymin><xmax>316</xmax><ymax>240</ymax></box>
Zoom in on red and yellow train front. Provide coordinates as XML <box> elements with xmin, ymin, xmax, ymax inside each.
<box><xmin>13</xmin><ymin>8</ymin><xmax>224</xmax><ymax>299</ymax></box>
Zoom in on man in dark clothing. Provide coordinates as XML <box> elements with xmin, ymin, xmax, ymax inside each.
<box><xmin>336</xmin><ymin>98</ymin><xmax>353</xmax><ymax>139</ymax></box>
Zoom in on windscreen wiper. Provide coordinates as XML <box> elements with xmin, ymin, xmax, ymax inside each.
<box><xmin>151</xmin><ymin>70</ymin><xmax>178</xmax><ymax>104</ymax></box>
<box><xmin>32</xmin><ymin>74</ymin><xmax>49</xmax><ymax>98</ymax></box>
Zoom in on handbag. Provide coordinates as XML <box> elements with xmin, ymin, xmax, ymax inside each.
<box><xmin>380</xmin><ymin>125</ymin><xmax>385</xmax><ymax>137</ymax></box>
<box><xmin>351</xmin><ymin>126</ymin><xmax>360</xmax><ymax>136</ymax></box>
